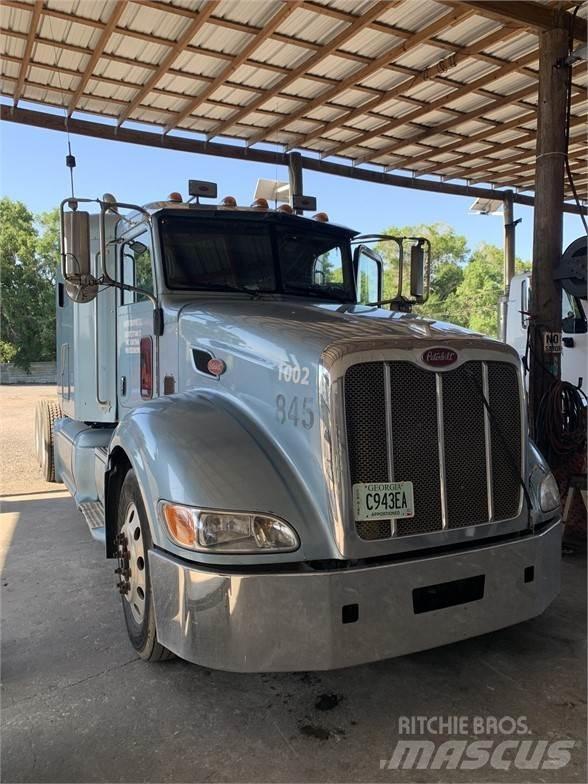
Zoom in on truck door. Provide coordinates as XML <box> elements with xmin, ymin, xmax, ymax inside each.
<box><xmin>561</xmin><ymin>290</ymin><xmax>587</xmax><ymax>393</ymax></box>
<box><xmin>117</xmin><ymin>229</ymin><xmax>156</xmax><ymax>413</ymax></box>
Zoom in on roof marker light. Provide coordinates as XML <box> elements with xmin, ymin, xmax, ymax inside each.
<box><xmin>251</xmin><ymin>197</ymin><xmax>269</xmax><ymax>209</ymax></box>
<box><xmin>220</xmin><ymin>195</ymin><xmax>237</xmax><ymax>207</ymax></box>
<box><xmin>168</xmin><ymin>192</ymin><xmax>183</xmax><ymax>202</ymax></box>
<box><xmin>313</xmin><ymin>212</ymin><xmax>329</xmax><ymax>222</ymax></box>
<box><xmin>277</xmin><ymin>204</ymin><xmax>293</xmax><ymax>214</ymax></box>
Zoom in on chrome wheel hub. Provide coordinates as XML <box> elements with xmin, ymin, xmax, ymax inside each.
<box><xmin>115</xmin><ymin>503</ymin><xmax>146</xmax><ymax>624</ymax></box>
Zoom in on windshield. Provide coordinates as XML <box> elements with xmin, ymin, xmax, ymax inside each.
<box><xmin>159</xmin><ymin>215</ymin><xmax>356</xmax><ymax>302</ymax></box>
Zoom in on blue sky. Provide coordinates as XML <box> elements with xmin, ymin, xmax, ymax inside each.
<box><xmin>0</xmin><ymin>101</ymin><xmax>582</xmax><ymax>260</ymax></box>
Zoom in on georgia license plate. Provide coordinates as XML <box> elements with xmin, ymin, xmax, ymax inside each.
<box><xmin>353</xmin><ymin>481</ymin><xmax>414</xmax><ymax>521</ymax></box>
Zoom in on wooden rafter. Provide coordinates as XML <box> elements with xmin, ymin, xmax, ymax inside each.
<box><xmin>353</xmin><ymin>82</ymin><xmax>540</xmax><ymax>165</ymax></box>
<box><xmin>164</xmin><ymin>1</ymin><xmax>302</xmax><ymax>134</ymax></box>
<box><xmin>67</xmin><ymin>3</ymin><xmax>126</xmax><ymax>117</ymax></box>
<box><xmin>204</xmin><ymin>0</ymin><xmax>394</xmax><ymax>140</ymax></box>
<box><xmin>293</xmin><ymin>23</ymin><xmax>523</xmax><ymax>151</ymax></box>
<box><xmin>330</xmin><ymin>50</ymin><xmax>538</xmax><ymax>160</ymax></box>
<box><xmin>12</xmin><ymin>0</ymin><xmax>42</xmax><ymax>108</ymax></box>
<box><xmin>117</xmin><ymin>1</ymin><xmax>219</xmax><ymax>126</ymax></box>
<box><xmin>244</xmin><ymin>6</ymin><xmax>472</xmax><ymax>147</ymax></box>
<box><xmin>386</xmin><ymin>86</ymin><xmax>586</xmax><ymax>172</ymax></box>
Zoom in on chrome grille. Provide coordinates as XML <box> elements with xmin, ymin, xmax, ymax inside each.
<box><xmin>345</xmin><ymin>359</ymin><xmax>522</xmax><ymax>540</ymax></box>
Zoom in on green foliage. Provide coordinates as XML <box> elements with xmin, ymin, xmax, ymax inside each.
<box><xmin>376</xmin><ymin>222</ymin><xmax>530</xmax><ymax>337</ymax></box>
<box><xmin>0</xmin><ymin>198</ymin><xmax>59</xmax><ymax>370</ymax></box>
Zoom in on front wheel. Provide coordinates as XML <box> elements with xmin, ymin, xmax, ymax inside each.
<box><xmin>115</xmin><ymin>470</ymin><xmax>173</xmax><ymax>662</ymax></box>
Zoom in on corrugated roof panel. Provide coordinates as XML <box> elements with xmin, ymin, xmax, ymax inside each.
<box><xmin>0</xmin><ymin>5</ymin><xmax>33</xmax><ymax>36</ymax></box>
<box><xmin>484</xmin><ymin>32</ymin><xmax>538</xmax><ymax>60</ymax></box>
<box><xmin>251</xmin><ymin>38</ymin><xmax>315</xmax><ymax>70</ymax></box>
<box><xmin>435</xmin><ymin>15</ymin><xmax>502</xmax><ymax>46</ymax></box>
<box><xmin>215</xmin><ymin>0</ymin><xmax>282</xmax><ymax>28</ymax></box>
<box><xmin>278</xmin><ymin>6</ymin><xmax>347</xmax><ymax>43</ymax></box>
<box><xmin>195</xmin><ymin>22</ymin><xmax>253</xmax><ymax>55</ymax></box>
<box><xmin>120</xmin><ymin>1</ymin><xmax>201</xmax><ymax>42</ymax></box>
<box><xmin>342</xmin><ymin>27</ymin><xmax>405</xmax><ymax>59</ymax></box>
<box><xmin>0</xmin><ymin>35</ymin><xmax>26</xmax><ymax>60</ymax></box>
<box><xmin>377</xmin><ymin>0</ymin><xmax>450</xmax><ymax>31</ymax></box>
<box><xmin>105</xmin><ymin>32</ymin><xmax>170</xmax><ymax>66</ymax></box>
<box><xmin>0</xmin><ymin>61</ymin><xmax>20</xmax><ymax>80</ymax></box>
<box><xmin>37</xmin><ymin>14</ymin><xmax>98</xmax><ymax>50</ymax></box>
<box><xmin>395</xmin><ymin>43</ymin><xmax>455</xmax><ymax>70</ymax></box>
<box><xmin>0</xmin><ymin>0</ymin><xmax>584</xmax><ymax>198</ymax></box>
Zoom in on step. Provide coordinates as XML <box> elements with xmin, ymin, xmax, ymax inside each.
<box><xmin>79</xmin><ymin>501</ymin><xmax>105</xmax><ymax>544</ymax></box>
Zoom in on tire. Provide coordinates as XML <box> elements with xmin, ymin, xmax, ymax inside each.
<box><xmin>34</xmin><ymin>398</ymin><xmax>63</xmax><ymax>482</ymax></box>
<box><xmin>116</xmin><ymin>469</ymin><xmax>173</xmax><ymax>662</ymax></box>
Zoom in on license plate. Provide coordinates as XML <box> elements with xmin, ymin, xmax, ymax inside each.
<box><xmin>353</xmin><ymin>481</ymin><xmax>414</xmax><ymax>521</ymax></box>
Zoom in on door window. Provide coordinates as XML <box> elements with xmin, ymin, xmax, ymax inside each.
<box><xmin>120</xmin><ymin>231</ymin><xmax>154</xmax><ymax>304</ymax></box>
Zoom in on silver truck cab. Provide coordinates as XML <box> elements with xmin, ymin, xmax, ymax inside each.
<box><xmin>36</xmin><ymin>184</ymin><xmax>562</xmax><ymax>672</ymax></box>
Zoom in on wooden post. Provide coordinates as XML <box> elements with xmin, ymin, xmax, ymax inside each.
<box><xmin>529</xmin><ymin>20</ymin><xmax>569</xmax><ymax>442</ymax></box>
<box><xmin>503</xmin><ymin>190</ymin><xmax>515</xmax><ymax>293</ymax></box>
<box><xmin>288</xmin><ymin>151</ymin><xmax>303</xmax><ymax>214</ymax></box>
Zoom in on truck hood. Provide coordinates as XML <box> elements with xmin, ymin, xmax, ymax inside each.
<box><xmin>177</xmin><ymin>299</ymin><xmax>498</xmax><ymax>360</ymax></box>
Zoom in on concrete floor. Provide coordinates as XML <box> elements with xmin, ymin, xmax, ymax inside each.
<box><xmin>1</xmin><ymin>386</ymin><xmax>586</xmax><ymax>783</ymax></box>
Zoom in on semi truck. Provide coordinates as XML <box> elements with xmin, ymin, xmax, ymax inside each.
<box><xmin>35</xmin><ymin>181</ymin><xmax>562</xmax><ymax>671</ymax></box>
<box><xmin>503</xmin><ymin>270</ymin><xmax>587</xmax><ymax>394</ymax></box>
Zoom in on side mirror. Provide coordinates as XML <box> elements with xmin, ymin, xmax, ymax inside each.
<box><xmin>62</xmin><ymin>210</ymin><xmax>97</xmax><ymax>303</ymax></box>
<box><xmin>353</xmin><ymin>245</ymin><xmax>383</xmax><ymax>304</ymax></box>
<box><xmin>410</xmin><ymin>241</ymin><xmax>425</xmax><ymax>300</ymax></box>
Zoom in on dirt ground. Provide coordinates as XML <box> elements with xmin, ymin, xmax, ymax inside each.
<box><xmin>0</xmin><ymin>385</ymin><xmax>57</xmax><ymax>495</ymax></box>
<box><xmin>1</xmin><ymin>384</ymin><xmax>586</xmax><ymax>784</ymax></box>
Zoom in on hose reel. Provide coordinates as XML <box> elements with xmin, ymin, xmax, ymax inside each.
<box><xmin>554</xmin><ymin>236</ymin><xmax>587</xmax><ymax>299</ymax></box>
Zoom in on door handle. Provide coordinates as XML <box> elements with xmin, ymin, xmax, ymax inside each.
<box><xmin>120</xmin><ymin>376</ymin><xmax>127</xmax><ymax>396</ymax></box>
<box><xmin>562</xmin><ymin>337</ymin><xmax>574</xmax><ymax>348</ymax></box>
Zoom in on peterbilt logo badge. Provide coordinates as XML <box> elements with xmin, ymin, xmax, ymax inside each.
<box><xmin>422</xmin><ymin>348</ymin><xmax>458</xmax><ymax>367</ymax></box>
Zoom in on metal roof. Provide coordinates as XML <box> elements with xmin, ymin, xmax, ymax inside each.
<box><xmin>1</xmin><ymin>0</ymin><xmax>586</xmax><ymax>201</ymax></box>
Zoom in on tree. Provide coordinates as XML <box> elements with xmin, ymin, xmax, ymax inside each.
<box><xmin>0</xmin><ymin>198</ymin><xmax>59</xmax><ymax>370</ymax></box>
<box><xmin>375</xmin><ymin>222</ymin><xmax>468</xmax><ymax>314</ymax></box>
<box><xmin>374</xmin><ymin>221</ymin><xmax>530</xmax><ymax>336</ymax></box>
<box><xmin>451</xmin><ymin>243</ymin><xmax>530</xmax><ymax>337</ymax></box>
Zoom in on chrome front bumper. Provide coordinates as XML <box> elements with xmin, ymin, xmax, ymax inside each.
<box><xmin>149</xmin><ymin>520</ymin><xmax>561</xmax><ymax>672</ymax></box>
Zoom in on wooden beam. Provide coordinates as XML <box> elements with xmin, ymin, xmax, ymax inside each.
<box><xmin>117</xmin><ymin>1</ymin><xmax>219</xmax><ymax>126</ymax></box>
<box><xmin>12</xmin><ymin>0</ymin><xmax>42</xmax><ymax>108</ymax></box>
<box><xmin>164</xmin><ymin>1</ymin><xmax>302</xmax><ymax>134</ymax></box>
<box><xmin>244</xmin><ymin>6</ymin><xmax>471</xmax><ymax>147</ymax></box>
<box><xmin>67</xmin><ymin>3</ymin><xmax>126</xmax><ymax>118</ymax></box>
<box><xmin>204</xmin><ymin>0</ymin><xmax>393</xmax><ymax>140</ymax></box>
<box><xmin>453</xmin><ymin>1</ymin><xmax>587</xmax><ymax>42</ymax></box>
<box><xmin>3</xmin><ymin>104</ymin><xmax>586</xmax><ymax>215</ymax></box>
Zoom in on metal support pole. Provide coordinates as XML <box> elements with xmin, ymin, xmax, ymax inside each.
<box><xmin>529</xmin><ymin>21</ymin><xmax>569</xmax><ymax>441</ymax></box>
<box><xmin>288</xmin><ymin>151</ymin><xmax>303</xmax><ymax>214</ymax></box>
<box><xmin>503</xmin><ymin>190</ymin><xmax>515</xmax><ymax>294</ymax></box>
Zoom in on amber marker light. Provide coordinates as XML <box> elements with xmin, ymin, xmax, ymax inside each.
<box><xmin>161</xmin><ymin>503</ymin><xmax>197</xmax><ymax>548</ymax></box>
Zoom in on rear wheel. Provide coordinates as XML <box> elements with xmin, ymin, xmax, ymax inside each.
<box><xmin>34</xmin><ymin>399</ymin><xmax>63</xmax><ymax>482</ymax></box>
<box><xmin>115</xmin><ymin>469</ymin><xmax>173</xmax><ymax>662</ymax></box>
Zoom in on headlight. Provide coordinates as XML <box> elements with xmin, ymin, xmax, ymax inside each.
<box><xmin>539</xmin><ymin>472</ymin><xmax>560</xmax><ymax>512</ymax></box>
<box><xmin>160</xmin><ymin>502</ymin><xmax>299</xmax><ymax>553</ymax></box>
